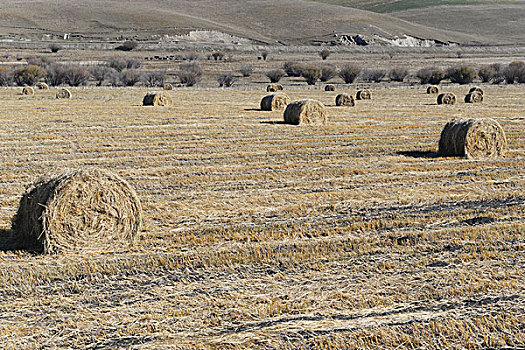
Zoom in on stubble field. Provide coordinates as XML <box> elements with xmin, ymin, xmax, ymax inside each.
<box><xmin>0</xmin><ymin>84</ymin><xmax>524</xmax><ymax>349</ymax></box>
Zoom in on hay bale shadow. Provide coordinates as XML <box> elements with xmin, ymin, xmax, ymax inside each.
<box><xmin>397</xmin><ymin>150</ymin><xmax>439</xmax><ymax>158</ymax></box>
<box><xmin>260</xmin><ymin>121</ymin><xmax>287</xmax><ymax>124</ymax></box>
<box><xmin>244</xmin><ymin>108</ymin><xmax>262</xmax><ymax>111</ymax></box>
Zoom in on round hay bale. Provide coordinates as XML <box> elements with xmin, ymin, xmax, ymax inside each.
<box><xmin>163</xmin><ymin>83</ymin><xmax>173</xmax><ymax>90</ymax></box>
<box><xmin>36</xmin><ymin>82</ymin><xmax>49</xmax><ymax>90</ymax></box>
<box><xmin>325</xmin><ymin>84</ymin><xmax>335</xmax><ymax>91</ymax></box>
<box><xmin>464</xmin><ymin>91</ymin><xmax>483</xmax><ymax>103</ymax></box>
<box><xmin>260</xmin><ymin>93</ymin><xmax>291</xmax><ymax>111</ymax></box>
<box><xmin>12</xmin><ymin>168</ymin><xmax>142</xmax><ymax>253</ymax></box>
<box><xmin>267</xmin><ymin>84</ymin><xmax>283</xmax><ymax>92</ymax></box>
<box><xmin>56</xmin><ymin>88</ymin><xmax>72</xmax><ymax>99</ymax></box>
<box><xmin>22</xmin><ymin>86</ymin><xmax>34</xmax><ymax>95</ymax></box>
<box><xmin>469</xmin><ymin>87</ymin><xmax>484</xmax><ymax>95</ymax></box>
<box><xmin>356</xmin><ymin>89</ymin><xmax>371</xmax><ymax>100</ymax></box>
<box><xmin>283</xmin><ymin>99</ymin><xmax>327</xmax><ymax>125</ymax></box>
<box><xmin>427</xmin><ymin>86</ymin><xmax>439</xmax><ymax>94</ymax></box>
<box><xmin>437</xmin><ymin>92</ymin><xmax>456</xmax><ymax>105</ymax></box>
<box><xmin>438</xmin><ymin>118</ymin><xmax>506</xmax><ymax>159</ymax></box>
<box><xmin>143</xmin><ymin>91</ymin><xmax>173</xmax><ymax>106</ymax></box>
<box><xmin>335</xmin><ymin>93</ymin><xmax>355</xmax><ymax>107</ymax></box>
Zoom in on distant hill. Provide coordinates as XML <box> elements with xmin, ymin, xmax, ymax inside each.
<box><xmin>306</xmin><ymin>0</ymin><xmax>520</xmax><ymax>13</ymax></box>
<box><xmin>0</xmin><ymin>0</ymin><xmax>520</xmax><ymax>46</ymax></box>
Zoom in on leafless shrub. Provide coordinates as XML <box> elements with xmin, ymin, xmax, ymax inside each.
<box><xmin>338</xmin><ymin>64</ymin><xmax>360</xmax><ymax>84</ymax></box>
<box><xmin>211</xmin><ymin>51</ymin><xmax>226</xmax><ymax>61</ymax></box>
<box><xmin>361</xmin><ymin>69</ymin><xmax>387</xmax><ymax>83</ymax></box>
<box><xmin>283</xmin><ymin>62</ymin><xmax>305</xmax><ymax>77</ymax></box>
<box><xmin>478</xmin><ymin>65</ymin><xmax>496</xmax><ymax>83</ymax></box>
<box><xmin>185</xmin><ymin>52</ymin><xmax>199</xmax><ymax>61</ymax></box>
<box><xmin>27</xmin><ymin>56</ymin><xmax>54</xmax><ymax>67</ymax></box>
<box><xmin>0</xmin><ymin>66</ymin><xmax>13</xmax><ymax>86</ymax></box>
<box><xmin>217</xmin><ymin>73</ymin><xmax>236</xmax><ymax>87</ymax></box>
<box><xmin>265</xmin><ymin>69</ymin><xmax>285</xmax><ymax>83</ymax></box>
<box><xmin>45</xmin><ymin>63</ymin><xmax>68</xmax><ymax>86</ymax></box>
<box><xmin>319</xmin><ymin>49</ymin><xmax>331</xmax><ymax>60</ymax></box>
<box><xmin>142</xmin><ymin>70</ymin><xmax>167</xmax><ymax>87</ymax></box>
<box><xmin>447</xmin><ymin>65</ymin><xmax>477</xmax><ymax>84</ymax></box>
<box><xmin>90</xmin><ymin>65</ymin><xmax>110</xmax><ymax>86</ymax></box>
<box><xmin>239</xmin><ymin>65</ymin><xmax>253</xmax><ymax>77</ymax></box>
<box><xmin>504</xmin><ymin>61</ymin><xmax>525</xmax><ymax>84</ymax></box>
<box><xmin>320</xmin><ymin>65</ymin><xmax>337</xmax><ymax>82</ymax></box>
<box><xmin>416</xmin><ymin>67</ymin><xmax>446</xmax><ymax>85</ymax></box>
<box><xmin>388</xmin><ymin>67</ymin><xmax>409</xmax><ymax>82</ymax></box>
<box><xmin>13</xmin><ymin>65</ymin><xmax>46</xmax><ymax>86</ymax></box>
<box><xmin>49</xmin><ymin>43</ymin><xmax>62</xmax><ymax>53</ymax></box>
<box><xmin>115</xmin><ymin>40</ymin><xmax>138</xmax><ymax>51</ymax></box>
<box><xmin>119</xmin><ymin>69</ymin><xmax>142</xmax><ymax>86</ymax></box>
<box><xmin>64</xmin><ymin>64</ymin><xmax>89</xmax><ymax>86</ymax></box>
<box><xmin>300</xmin><ymin>65</ymin><xmax>321</xmax><ymax>85</ymax></box>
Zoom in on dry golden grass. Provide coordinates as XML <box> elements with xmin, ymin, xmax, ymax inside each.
<box><xmin>0</xmin><ymin>85</ymin><xmax>523</xmax><ymax>349</ymax></box>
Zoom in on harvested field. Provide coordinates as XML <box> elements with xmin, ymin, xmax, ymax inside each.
<box><xmin>0</xmin><ymin>85</ymin><xmax>524</xmax><ymax>349</ymax></box>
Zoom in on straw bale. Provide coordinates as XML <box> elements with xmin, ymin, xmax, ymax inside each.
<box><xmin>335</xmin><ymin>93</ymin><xmax>355</xmax><ymax>106</ymax></box>
<box><xmin>267</xmin><ymin>84</ymin><xmax>283</xmax><ymax>92</ymax></box>
<box><xmin>464</xmin><ymin>91</ymin><xmax>483</xmax><ymax>103</ymax></box>
<box><xmin>260</xmin><ymin>93</ymin><xmax>290</xmax><ymax>111</ymax></box>
<box><xmin>283</xmin><ymin>99</ymin><xmax>326</xmax><ymax>125</ymax></box>
<box><xmin>12</xmin><ymin>168</ymin><xmax>142</xmax><ymax>253</ymax></box>
<box><xmin>427</xmin><ymin>86</ymin><xmax>439</xmax><ymax>94</ymax></box>
<box><xmin>438</xmin><ymin>118</ymin><xmax>506</xmax><ymax>159</ymax></box>
<box><xmin>356</xmin><ymin>89</ymin><xmax>371</xmax><ymax>100</ymax></box>
<box><xmin>437</xmin><ymin>92</ymin><xmax>456</xmax><ymax>105</ymax></box>
<box><xmin>143</xmin><ymin>91</ymin><xmax>173</xmax><ymax>106</ymax></box>
<box><xmin>56</xmin><ymin>88</ymin><xmax>72</xmax><ymax>99</ymax></box>
<box><xmin>22</xmin><ymin>86</ymin><xmax>34</xmax><ymax>95</ymax></box>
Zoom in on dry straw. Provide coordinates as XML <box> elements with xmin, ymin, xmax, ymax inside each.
<box><xmin>438</xmin><ymin>118</ymin><xmax>506</xmax><ymax>159</ymax></box>
<box><xmin>260</xmin><ymin>93</ymin><xmax>290</xmax><ymax>111</ymax></box>
<box><xmin>427</xmin><ymin>86</ymin><xmax>439</xmax><ymax>94</ymax></box>
<box><xmin>164</xmin><ymin>83</ymin><xmax>173</xmax><ymax>90</ymax></box>
<box><xmin>56</xmin><ymin>88</ymin><xmax>72</xmax><ymax>99</ymax></box>
<box><xmin>284</xmin><ymin>99</ymin><xmax>327</xmax><ymax>125</ymax></box>
<box><xmin>267</xmin><ymin>84</ymin><xmax>283</xmax><ymax>92</ymax></box>
<box><xmin>22</xmin><ymin>86</ymin><xmax>34</xmax><ymax>95</ymax></box>
<box><xmin>469</xmin><ymin>87</ymin><xmax>484</xmax><ymax>95</ymax></box>
<box><xmin>12</xmin><ymin>168</ymin><xmax>142</xmax><ymax>254</ymax></box>
<box><xmin>464</xmin><ymin>91</ymin><xmax>483</xmax><ymax>103</ymax></box>
<box><xmin>143</xmin><ymin>91</ymin><xmax>173</xmax><ymax>106</ymax></box>
<box><xmin>36</xmin><ymin>82</ymin><xmax>49</xmax><ymax>90</ymax></box>
<box><xmin>335</xmin><ymin>93</ymin><xmax>355</xmax><ymax>106</ymax></box>
<box><xmin>437</xmin><ymin>92</ymin><xmax>456</xmax><ymax>105</ymax></box>
<box><xmin>325</xmin><ymin>84</ymin><xmax>335</xmax><ymax>91</ymax></box>
<box><xmin>356</xmin><ymin>89</ymin><xmax>371</xmax><ymax>100</ymax></box>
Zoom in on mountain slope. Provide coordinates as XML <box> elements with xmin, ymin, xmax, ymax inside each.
<box><xmin>0</xmin><ymin>0</ymin><xmax>504</xmax><ymax>45</ymax></box>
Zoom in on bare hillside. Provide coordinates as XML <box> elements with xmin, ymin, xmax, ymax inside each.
<box><xmin>391</xmin><ymin>4</ymin><xmax>525</xmax><ymax>45</ymax></box>
<box><xmin>0</xmin><ymin>0</ymin><xmax>481</xmax><ymax>45</ymax></box>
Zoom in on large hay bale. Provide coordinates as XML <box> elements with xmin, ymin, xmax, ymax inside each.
<box><xmin>438</xmin><ymin>118</ymin><xmax>506</xmax><ymax>159</ymax></box>
<box><xmin>335</xmin><ymin>93</ymin><xmax>355</xmax><ymax>106</ymax></box>
<box><xmin>36</xmin><ymin>82</ymin><xmax>49</xmax><ymax>90</ymax></box>
<box><xmin>283</xmin><ymin>99</ymin><xmax>327</xmax><ymax>125</ymax></box>
<box><xmin>469</xmin><ymin>87</ymin><xmax>484</xmax><ymax>95</ymax></box>
<box><xmin>260</xmin><ymin>93</ymin><xmax>290</xmax><ymax>111</ymax></box>
<box><xmin>22</xmin><ymin>86</ymin><xmax>34</xmax><ymax>95</ymax></box>
<box><xmin>437</xmin><ymin>92</ymin><xmax>456</xmax><ymax>105</ymax></box>
<box><xmin>12</xmin><ymin>168</ymin><xmax>142</xmax><ymax>253</ymax></box>
<box><xmin>56</xmin><ymin>88</ymin><xmax>72</xmax><ymax>99</ymax></box>
<box><xmin>164</xmin><ymin>83</ymin><xmax>173</xmax><ymax>90</ymax></box>
<box><xmin>143</xmin><ymin>91</ymin><xmax>173</xmax><ymax>106</ymax></box>
<box><xmin>427</xmin><ymin>86</ymin><xmax>439</xmax><ymax>94</ymax></box>
<box><xmin>464</xmin><ymin>91</ymin><xmax>483</xmax><ymax>103</ymax></box>
<box><xmin>325</xmin><ymin>84</ymin><xmax>335</xmax><ymax>91</ymax></box>
<box><xmin>356</xmin><ymin>89</ymin><xmax>371</xmax><ymax>100</ymax></box>
<box><xmin>267</xmin><ymin>84</ymin><xmax>283</xmax><ymax>92</ymax></box>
